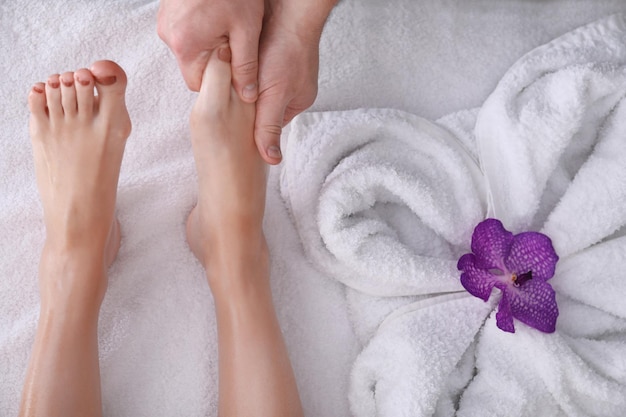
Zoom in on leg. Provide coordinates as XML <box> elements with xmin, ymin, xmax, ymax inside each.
<box><xmin>186</xmin><ymin>45</ymin><xmax>304</xmax><ymax>417</ymax></box>
<box><xmin>19</xmin><ymin>61</ymin><xmax>131</xmax><ymax>417</ymax></box>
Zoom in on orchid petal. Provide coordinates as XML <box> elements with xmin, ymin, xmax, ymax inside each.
<box><xmin>507</xmin><ymin>279</ymin><xmax>559</xmax><ymax>333</ymax></box>
<box><xmin>471</xmin><ymin>218</ymin><xmax>513</xmax><ymax>270</ymax></box>
<box><xmin>505</xmin><ymin>232</ymin><xmax>559</xmax><ymax>281</ymax></box>
<box><xmin>495</xmin><ymin>291</ymin><xmax>515</xmax><ymax>333</ymax></box>
<box><xmin>458</xmin><ymin>253</ymin><xmax>500</xmax><ymax>301</ymax></box>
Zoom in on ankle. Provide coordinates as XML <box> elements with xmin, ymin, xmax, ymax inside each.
<box><xmin>41</xmin><ymin>241</ymin><xmax>106</xmax><ymax>270</ymax></box>
<box><xmin>187</xmin><ymin>204</ymin><xmax>267</xmax><ymax>267</ymax></box>
<box><xmin>205</xmin><ymin>237</ymin><xmax>270</xmax><ymax>297</ymax></box>
<box><xmin>39</xmin><ymin>297</ymin><xmax>102</xmax><ymax>328</ymax></box>
<box><xmin>39</xmin><ymin>244</ymin><xmax>108</xmax><ymax>312</ymax></box>
<box><xmin>43</xmin><ymin>219</ymin><xmax>120</xmax><ymax>267</ymax></box>
<box><xmin>41</xmin><ymin>240</ymin><xmax>107</xmax><ymax>266</ymax></box>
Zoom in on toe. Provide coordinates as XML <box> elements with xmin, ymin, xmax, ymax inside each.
<box><xmin>198</xmin><ymin>45</ymin><xmax>233</xmax><ymax>110</ymax></box>
<box><xmin>28</xmin><ymin>82</ymin><xmax>48</xmax><ymax>118</ymax></box>
<box><xmin>74</xmin><ymin>68</ymin><xmax>95</xmax><ymax>118</ymax></box>
<box><xmin>28</xmin><ymin>83</ymin><xmax>49</xmax><ymax>137</ymax></box>
<box><xmin>89</xmin><ymin>60</ymin><xmax>127</xmax><ymax>113</ymax></box>
<box><xmin>60</xmin><ymin>71</ymin><xmax>77</xmax><ymax>117</ymax></box>
<box><xmin>45</xmin><ymin>74</ymin><xmax>63</xmax><ymax>119</ymax></box>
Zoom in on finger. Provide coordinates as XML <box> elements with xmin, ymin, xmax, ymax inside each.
<box><xmin>157</xmin><ymin>12</ymin><xmax>216</xmax><ymax>93</ymax></box>
<box><xmin>176</xmin><ymin>49</ymin><xmax>213</xmax><ymax>92</ymax></box>
<box><xmin>229</xmin><ymin>28</ymin><xmax>261</xmax><ymax>103</ymax></box>
<box><xmin>254</xmin><ymin>91</ymin><xmax>286</xmax><ymax>164</ymax></box>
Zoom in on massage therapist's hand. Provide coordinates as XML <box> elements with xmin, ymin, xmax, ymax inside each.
<box><xmin>157</xmin><ymin>0</ymin><xmax>263</xmax><ymax>100</ymax></box>
<box><xmin>253</xmin><ymin>0</ymin><xmax>338</xmax><ymax>164</ymax></box>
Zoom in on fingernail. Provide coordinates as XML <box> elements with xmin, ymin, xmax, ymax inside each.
<box><xmin>33</xmin><ymin>85</ymin><xmax>44</xmax><ymax>94</ymax></box>
<box><xmin>268</xmin><ymin>145</ymin><xmax>282</xmax><ymax>160</ymax></box>
<box><xmin>217</xmin><ymin>46</ymin><xmax>232</xmax><ymax>63</ymax></box>
<box><xmin>243</xmin><ymin>84</ymin><xmax>257</xmax><ymax>100</ymax></box>
<box><xmin>48</xmin><ymin>79</ymin><xmax>60</xmax><ymax>88</ymax></box>
<box><xmin>95</xmin><ymin>75</ymin><xmax>116</xmax><ymax>86</ymax></box>
<box><xmin>61</xmin><ymin>77</ymin><xmax>74</xmax><ymax>87</ymax></box>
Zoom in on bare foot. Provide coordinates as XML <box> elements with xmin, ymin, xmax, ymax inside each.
<box><xmin>186</xmin><ymin>45</ymin><xmax>269</xmax><ymax>288</ymax></box>
<box><xmin>185</xmin><ymin>47</ymin><xmax>303</xmax><ymax>417</ymax></box>
<box><xmin>28</xmin><ymin>60</ymin><xmax>131</xmax><ymax>307</ymax></box>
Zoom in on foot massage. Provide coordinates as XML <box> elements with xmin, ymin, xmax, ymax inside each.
<box><xmin>1</xmin><ymin>1</ymin><xmax>625</xmax><ymax>416</ymax></box>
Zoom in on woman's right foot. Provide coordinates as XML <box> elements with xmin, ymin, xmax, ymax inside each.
<box><xmin>186</xmin><ymin>45</ymin><xmax>269</xmax><ymax>288</ymax></box>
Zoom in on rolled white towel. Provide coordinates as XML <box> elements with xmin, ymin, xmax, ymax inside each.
<box><xmin>282</xmin><ymin>13</ymin><xmax>626</xmax><ymax>417</ymax></box>
<box><xmin>281</xmin><ymin>108</ymin><xmax>486</xmax><ymax>298</ymax></box>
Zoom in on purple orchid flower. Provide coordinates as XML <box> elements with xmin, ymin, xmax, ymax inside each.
<box><xmin>457</xmin><ymin>218</ymin><xmax>559</xmax><ymax>333</ymax></box>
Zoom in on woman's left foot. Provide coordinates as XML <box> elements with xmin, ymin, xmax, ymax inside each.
<box><xmin>28</xmin><ymin>60</ymin><xmax>131</xmax><ymax>304</ymax></box>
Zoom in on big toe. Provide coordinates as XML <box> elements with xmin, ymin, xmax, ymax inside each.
<box><xmin>28</xmin><ymin>82</ymin><xmax>47</xmax><ymax>118</ymax></box>
<box><xmin>28</xmin><ymin>83</ymin><xmax>48</xmax><ymax>137</ymax></box>
<box><xmin>197</xmin><ymin>45</ymin><xmax>233</xmax><ymax>111</ymax></box>
<box><xmin>90</xmin><ymin>60</ymin><xmax>128</xmax><ymax>111</ymax></box>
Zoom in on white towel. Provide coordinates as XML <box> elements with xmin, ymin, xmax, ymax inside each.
<box><xmin>281</xmin><ymin>13</ymin><xmax>626</xmax><ymax>416</ymax></box>
<box><xmin>281</xmin><ymin>108</ymin><xmax>486</xmax><ymax>297</ymax></box>
<box><xmin>3</xmin><ymin>1</ymin><xmax>626</xmax><ymax>416</ymax></box>
<box><xmin>0</xmin><ymin>2</ymin><xmax>357</xmax><ymax>415</ymax></box>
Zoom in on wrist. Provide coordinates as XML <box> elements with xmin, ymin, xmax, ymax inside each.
<box><xmin>267</xmin><ymin>0</ymin><xmax>338</xmax><ymax>42</ymax></box>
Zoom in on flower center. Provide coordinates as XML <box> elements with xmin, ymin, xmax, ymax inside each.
<box><xmin>512</xmin><ymin>271</ymin><xmax>533</xmax><ymax>287</ymax></box>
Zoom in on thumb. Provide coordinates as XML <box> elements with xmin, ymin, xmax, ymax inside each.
<box><xmin>254</xmin><ymin>92</ymin><xmax>286</xmax><ymax>164</ymax></box>
<box><xmin>229</xmin><ymin>28</ymin><xmax>261</xmax><ymax>103</ymax></box>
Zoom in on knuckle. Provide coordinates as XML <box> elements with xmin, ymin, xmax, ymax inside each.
<box><xmin>156</xmin><ymin>23</ymin><xmax>168</xmax><ymax>43</ymax></box>
<box><xmin>156</xmin><ymin>11</ymin><xmax>173</xmax><ymax>42</ymax></box>
<box><xmin>166</xmin><ymin>31</ymin><xmax>188</xmax><ymax>55</ymax></box>
<box><xmin>233</xmin><ymin>59</ymin><xmax>259</xmax><ymax>77</ymax></box>
<box><xmin>156</xmin><ymin>15</ymin><xmax>166</xmax><ymax>40</ymax></box>
<box><xmin>157</xmin><ymin>21</ymin><xmax>190</xmax><ymax>55</ymax></box>
<box><xmin>260</xmin><ymin>124</ymin><xmax>282</xmax><ymax>138</ymax></box>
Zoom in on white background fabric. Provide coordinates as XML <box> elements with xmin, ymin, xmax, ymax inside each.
<box><xmin>2</xmin><ymin>1</ymin><xmax>626</xmax><ymax>416</ymax></box>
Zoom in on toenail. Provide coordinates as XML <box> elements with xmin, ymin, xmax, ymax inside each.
<box><xmin>243</xmin><ymin>84</ymin><xmax>257</xmax><ymax>100</ymax></box>
<box><xmin>95</xmin><ymin>75</ymin><xmax>116</xmax><ymax>86</ymax></box>
<box><xmin>48</xmin><ymin>80</ymin><xmax>60</xmax><ymax>88</ymax></box>
<box><xmin>268</xmin><ymin>145</ymin><xmax>282</xmax><ymax>160</ymax></box>
<box><xmin>61</xmin><ymin>78</ymin><xmax>74</xmax><ymax>87</ymax></box>
<box><xmin>33</xmin><ymin>85</ymin><xmax>44</xmax><ymax>94</ymax></box>
<box><xmin>75</xmin><ymin>75</ymin><xmax>90</xmax><ymax>86</ymax></box>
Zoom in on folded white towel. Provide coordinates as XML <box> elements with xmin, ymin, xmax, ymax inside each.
<box><xmin>281</xmin><ymin>109</ymin><xmax>486</xmax><ymax>297</ymax></box>
<box><xmin>281</xmin><ymin>13</ymin><xmax>626</xmax><ymax>416</ymax></box>
<box><xmin>3</xmin><ymin>1</ymin><xmax>626</xmax><ymax>415</ymax></box>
